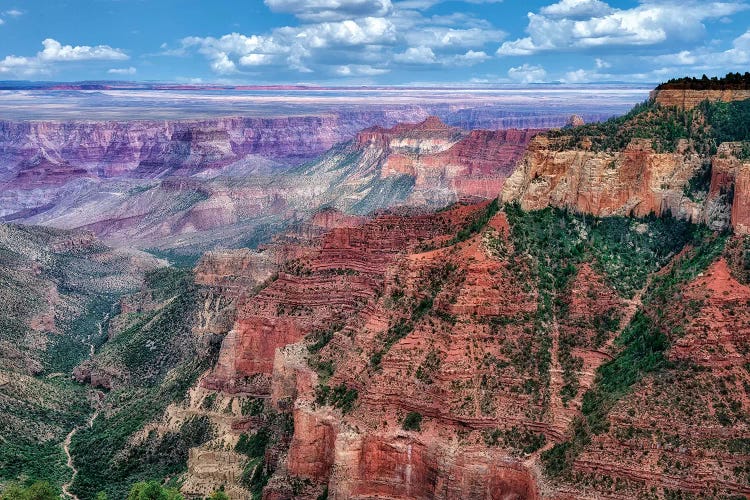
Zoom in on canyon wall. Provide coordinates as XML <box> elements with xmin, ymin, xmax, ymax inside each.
<box><xmin>169</xmin><ymin>196</ymin><xmax>750</xmax><ymax>499</ymax></box>
<box><xmin>2</xmin><ymin>116</ymin><xmax>538</xmax><ymax>252</ymax></box>
<box><xmin>650</xmin><ymin>88</ymin><xmax>750</xmax><ymax>109</ymax></box>
<box><xmin>502</xmin><ymin>135</ymin><xmax>750</xmax><ymax>234</ymax></box>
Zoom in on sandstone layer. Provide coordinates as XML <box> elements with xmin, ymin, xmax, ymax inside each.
<box><xmin>502</xmin><ymin>137</ymin><xmax>750</xmax><ymax>233</ymax></box>
<box><xmin>650</xmin><ymin>89</ymin><xmax>750</xmax><ymax>109</ymax></box>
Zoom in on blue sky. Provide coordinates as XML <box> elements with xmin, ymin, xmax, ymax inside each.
<box><xmin>0</xmin><ymin>0</ymin><xmax>748</xmax><ymax>84</ymax></box>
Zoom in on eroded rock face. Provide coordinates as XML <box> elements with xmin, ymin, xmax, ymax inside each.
<box><xmin>330</xmin><ymin>434</ymin><xmax>539</xmax><ymax>500</ymax></box>
<box><xmin>731</xmin><ymin>164</ymin><xmax>750</xmax><ymax>234</ymax></box>
<box><xmin>203</xmin><ymin>204</ymin><xmax>473</xmax><ymax>393</ymax></box>
<box><xmin>195</xmin><ymin>248</ymin><xmax>276</xmax><ymax>294</ymax></box>
<box><xmin>650</xmin><ymin>89</ymin><xmax>750</xmax><ymax>109</ymax></box>
<box><xmin>0</xmin><ymin>114</ymin><xmax>407</xmax><ymax>189</ymax></box>
<box><xmin>572</xmin><ymin>255</ymin><xmax>750</xmax><ymax>498</ymax></box>
<box><xmin>1</xmin><ymin>117</ymin><xmax>539</xmax><ymax>252</ymax></box>
<box><xmin>164</xmin><ymin>198</ymin><xmax>750</xmax><ymax>499</ymax></box>
<box><xmin>358</xmin><ymin>117</ymin><xmax>541</xmax><ymax>204</ymax></box>
<box><xmin>502</xmin><ymin>137</ymin><xmax>750</xmax><ymax>232</ymax></box>
<box><xmin>502</xmin><ymin>137</ymin><xmax>703</xmax><ymax>219</ymax></box>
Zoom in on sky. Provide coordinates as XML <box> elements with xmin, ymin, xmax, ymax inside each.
<box><xmin>0</xmin><ymin>0</ymin><xmax>748</xmax><ymax>85</ymax></box>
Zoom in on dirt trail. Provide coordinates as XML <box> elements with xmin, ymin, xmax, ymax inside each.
<box><xmin>61</xmin><ymin>314</ymin><xmax>108</xmax><ymax>500</ymax></box>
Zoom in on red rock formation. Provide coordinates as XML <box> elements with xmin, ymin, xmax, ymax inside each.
<box><xmin>731</xmin><ymin>165</ymin><xmax>750</xmax><ymax>234</ymax></box>
<box><xmin>178</xmin><ymin>198</ymin><xmax>750</xmax><ymax>498</ymax></box>
<box><xmin>503</xmin><ymin>135</ymin><xmax>750</xmax><ymax>233</ymax></box>
<box><xmin>572</xmin><ymin>254</ymin><xmax>750</xmax><ymax>498</ymax></box>
<box><xmin>202</xmin><ymin>204</ymin><xmax>477</xmax><ymax>393</ymax></box>
<box><xmin>650</xmin><ymin>89</ymin><xmax>750</xmax><ymax>109</ymax></box>
<box><xmin>348</xmin><ymin>117</ymin><xmax>542</xmax><ymax>207</ymax></box>
<box><xmin>194</xmin><ymin>248</ymin><xmax>276</xmax><ymax>296</ymax></box>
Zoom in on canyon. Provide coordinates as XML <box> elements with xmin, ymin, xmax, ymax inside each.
<box><xmin>2</xmin><ymin>116</ymin><xmax>540</xmax><ymax>253</ymax></box>
<box><xmin>2</xmin><ymin>82</ymin><xmax>750</xmax><ymax>500</ymax></box>
<box><xmin>154</xmin><ymin>198</ymin><xmax>750</xmax><ymax>499</ymax></box>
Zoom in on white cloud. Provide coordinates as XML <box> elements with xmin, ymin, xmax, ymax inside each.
<box><xmin>334</xmin><ymin>64</ymin><xmax>390</xmax><ymax>75</ymax></box>
<box><xmin>182</xmin><ymin>17</ymin><xmax>398</xmax><ymax>74</ymax></box>
<box><xmin>396</xmin><ymin>0</ymin><xmax>502</xmax><ymax>6</ymax></box>
<box><xmin>5</xmin><ymin>9</ymin><xmax>22</xmax><ymax>17</ymax></box>
<box><xmin>0</xmin><ymin>19</ymin><xmax>4</xmax><ymax>26</ymax></box>
<box><xmin>180</xmin><ymin>0</ymin><xmax>504</xmax><ymax>77</ymax></box>
<box><xmin>447</xmin><ymin>50</ymin><xmax>490</xmax><ymax>66</ymax></box>
<box><xmin>405</xmin><ymin>26</ymin><xmax>504</xmax><ymax>48</ymax></box>
<box><xmin>507</xmin><ymin>63</ymin><xmax>547</xmax><ymax>83</ymax></box>
<box><xmin>540</xmin><ymin>0</ymin><xmax>614</xmax><ymax>19</ymax></box>
<box><xmin>394</xmin><ymin>46</ymin><xmax>437</xmax><ymax>63</ymax></box>
<box><xmin>108</xmin><ymin>66</ymin><xmax>137</xmax><ymax>75</ymax></box>
<box><xmin>650</xmin><ymin>29</ymin><xmax>750</xmax><ymax>68</ymax></box>
<box><xmin>264</xmin><ymin>0</ymin><xmax>393</xmax><ymax>21</ymax></box>
<box><xmin>498</xmin><ymin>1</ymin><xmax>748</xmax><ymax>56</ymax></box>
<box><xmin>38</xmin><ymin>38</ymin><xmax>128</xmax><ymax>62</ymax></box>
<box><xmin>0</xmin><ymin>38</ymin><xmax>128</xmax><ymax>76</ymax></box>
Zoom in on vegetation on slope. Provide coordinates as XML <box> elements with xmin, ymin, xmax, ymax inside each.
<box><xmin>541</xmin><ymin>227</ymin><xmax>728</xmax><ymax>480</ymax></box>
<box><xmin>657</xmin><ymin>72</ymin><xmax>750</xmax><ymax>90</ymax></box>
<box><xmin>0</xmin><ymin>225</ymin><xmax>153</xmax><ymax>490</ymax></box>
<box><xmin>234</xmin><ymin>405</ymin><xmax>294</xmax><ymax>500</ymax></box>
<box><xmin>69</xmin><ymin>268</ymin><xmax>218</xmax><ymax>500</ymax></box>
<box><xmin>504</xmin><ymin>204</ymin><xmax>699</xmax><ymax>415</ymax></box>
<box><xmin>547</xmin><ymin>89</ymin><xmax>750</xmax><ymax>156</ymax></box>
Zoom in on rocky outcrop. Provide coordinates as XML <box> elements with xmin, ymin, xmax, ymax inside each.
<box><xmin>202</xmin><ymin>204</ymin><xmax>469</xmax><ymax>393</ymax></box>
<box><xmin>194</xmin><ymin>248</ymin><xmax>276</xmax><ymax>295</ymax></box>
<box><xmin>502</xmin><ymin>137</ymin><xmax>750</xmax><ymax>232</ymax></box>
<box><xmin>329</xmin><ymin>433</ymin><xmax>540</xmax><ymax>500</ymax></box>
<box><xmin>650</xmin><ymin>89</ymin><xmax>750</xmax><ymax>109</ymax></box>
<box><xmin>572</xmin><ymin>253</ymin><xmax>750</xmax><ymax>498</ymax></box>
<box><xmin>731</xmin><ymin>164</ymin><xmax>750</xmax><ymax>234</ymax></box>
<box><xmin>0</xmin><ymin>114</ymin><xmax>407</xmax><ymax>186</ymax></box>
<box><xmin>303</xmin><ymin>117</ymin><xmax>540</xmax><ymax>215</ymax></box>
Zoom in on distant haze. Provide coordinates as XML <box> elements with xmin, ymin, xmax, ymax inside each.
<box><xmin>0</xmin><ymin>85</ymin><xmax>650</xmax><ymax>121</ymax></box>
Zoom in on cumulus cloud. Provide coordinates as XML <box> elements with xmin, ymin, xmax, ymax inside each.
<box><xmin>38</xmin><ymin>38</ymin><xmax>128</xmax><ymax>62</ymax></box>
<box><xmin>180</xmin><ymin>0</ymin><xmax>504</xmax><ymax>77</ymax></box>
<box><xmin>182</xmin><ymin>17</ymin><xmax>397</xmax><ymax>74</ymax></box>
<box><xmin>264</xmin><ymin>0</ymin><xmax>393</xmax><ymax>21</ymax></box>
<box><xmin>396</xmin><ymin>0</ymin><xmax>502</xmax><ymax>6</ymax></box>
<box><xmin>334</xmin><ymin>64</ymin><xmax>390</xmax><ymax>75</ymax></box>
<box><xmin>498</xmin><ymin>1</ymin><xmax>748</xmax><ymax>56</ymax></box>
<box><xmin>0</xmin><ymin>38</ymin><xmax>128</xmax><ymax>76</ymax></box>
<box><xmin>447</xmin><ymin>49</ymin><xmax>490</xmax><ymax>66</ymax></box>
<box><xmin>405</xmin><ymin>26</ymin><xmax>504</xmax><ymax>48</ymax></box>
<box><xmin>507</xmin><ymin>63</ymin><xmax>547</xmax><ymax>83</ymax></box>
<box><xmin>394</xmin><ymin>46</ymin><xmax>437</xmax><ymax>64</ymax></box>
<box><xmin>540</xmin><ymin>0</ymin><xmax>614</xmax><ymax>19</ymax></box>
<box><xmin>650</xmin><ymin>29</ymin><xmax>750</xmax><ymax>68</ymax></box>
<box><xmin>108</xmin><ymin>66</ymin><xmax>137</xmax><ymax>75</ymax></box>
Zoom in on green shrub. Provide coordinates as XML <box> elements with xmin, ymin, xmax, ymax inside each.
<box><xmin>126</xmin><ymin>481</ymin><xmax>183</xmax><ymax>500</ymax></box>
<box><xmin>402</xmin><ymin>412</ymin><xmax>423</xmax><ymax>431</ymax></box>
<box><xmin>208</xmin><ymin>490</ymin><xmax>229</xmax><ymax>500</ymax></box>
<box><xmin>315</xmin><ymin>383</ymin><xmax>358</xmax><ymax>413</ymax></box>
<box><xmin>236</xmin><ymin>429</ymin><xmax>270</xmax><ymax>459</ymax></box>
<box><xmin>0</xmin><ymin>481</ymin><xmax>59</xmax><ymax>500</ymax></box>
